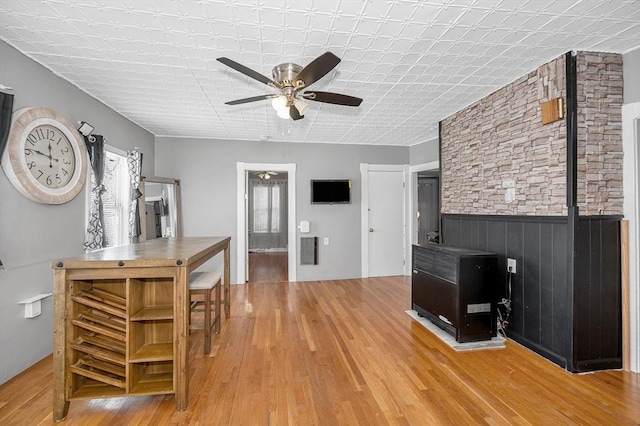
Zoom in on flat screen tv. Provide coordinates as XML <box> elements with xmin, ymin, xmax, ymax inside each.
<box><xmin>311</xmin><ymin>179</ymin><xmax>351</xmax><ymax>204</ymax></box>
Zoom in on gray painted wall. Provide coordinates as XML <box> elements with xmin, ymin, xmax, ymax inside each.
<box><xmin>0</xmin><ymin>40</ymin><xmax>155</xmax><ymax>384</ymax></box>
<box><xmin>154</xmin><ymin>137</ymin><xmax>409</xmax><ymax>282</ymax></box>
<box><xmin>409</xmin><ymin>137</ymin><xmax>439</xmax><ymax>165</ymax></box>
<box><xmin>624</xmin><ymin>47</ymin><xmax>640</xmax><ymax>105</ymax></box>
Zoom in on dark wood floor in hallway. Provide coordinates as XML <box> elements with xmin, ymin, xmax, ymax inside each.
<box><xmin>248</xmin><ymin>251</ymin><xmax>288</xmax><ymax>283</ymax></box>
<box><xmin>1</xmin><ymin>276</ymin><xmax>639</xmax><ymax>425</ymax></box>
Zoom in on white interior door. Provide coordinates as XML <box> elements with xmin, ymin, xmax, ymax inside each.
<box><xmin>368</xmin><ymin>169</ymin><xmax>405</xmax><ymax>277</ymax></box>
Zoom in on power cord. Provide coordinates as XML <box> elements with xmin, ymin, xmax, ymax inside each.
<box><xmin>497</xmin><ymin>266</ymin><xmax>513</xmax><ymax>338</ymax></box>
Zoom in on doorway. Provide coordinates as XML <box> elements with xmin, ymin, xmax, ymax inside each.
<box><xmin>416</xmin><ymin>173</ymin><xmax>440</xmax><ymax>244</ymax></box>
<box><xmin>247</xmin><ymin>172</ymin><xmax>289</xmax><ymax>283</ymax></box>
<box><xmin>236</xmin><ymin>162</ymin><xmax>297</xmax><ymax>284</ymax></box>
<box><xmin>408</xmin><ymin>161</ymin><xmax>440</xmax><ymax>274</ymax></box>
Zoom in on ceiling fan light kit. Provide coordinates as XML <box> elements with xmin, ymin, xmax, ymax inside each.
<box><xmin>271</xmin><ymin>96</ymin><xmax>290</xmax><ymax>119</ymax></box>
<box><xmin>218</xmin><ymin>52</ymin><xmax>362</xmax><ymax>121</ymax></box>
<box><xmin>294</xmin><ymin>99</ymin><xmax>309</xmax><ymax>115</ymax></box>
<box><xmin>257</xmin><ymin>171</ymin><xmax>279</xmax><ymax>180</ymax></box>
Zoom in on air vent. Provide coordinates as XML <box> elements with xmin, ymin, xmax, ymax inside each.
<box><xmin>300</xmin><ymin>237</ymin><xmax>318</xmax><ymax>265</ymax></box>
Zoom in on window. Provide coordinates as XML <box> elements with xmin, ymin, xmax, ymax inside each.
<box><xmin>87</xmin><ymin>146</ymin><xmax>130</xmax><ymax>248</ymax></box>
<box><xmin>252</xmin><ymin>184</ymin><xmax>280</xmax><ymax>233</ymax></box>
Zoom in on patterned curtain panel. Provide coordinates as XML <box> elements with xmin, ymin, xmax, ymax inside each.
<box><xmin>127</xmin><ymin>149</ymin><xmax>143</xmax><ymax>241</ymax></box>
<box><xmin>84</xmin><ymin>135</ymin><xmax>106</xmax><ymax>250</ymax></box>
<box><xmin>0</xmin><ymin>91</ymin><xmax>14</xmax><ymax>164</ymax></box>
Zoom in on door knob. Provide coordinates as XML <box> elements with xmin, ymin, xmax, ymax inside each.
<box><xmin>369</xmin><ymin>228</ymin><xmax>374</xmax><ymax>232</ymax></box>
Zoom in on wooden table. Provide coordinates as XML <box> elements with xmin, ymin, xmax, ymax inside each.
<box><xmin>51</xmin><ymin>236</ymin><xmax>231</xmax><ymax>421</ymax></box>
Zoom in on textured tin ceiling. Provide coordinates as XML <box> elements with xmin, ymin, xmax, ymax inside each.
<box><xmin>0</xmin><ymin>0</ymin><xmax>638</xmax><ymax>146</ymax></box>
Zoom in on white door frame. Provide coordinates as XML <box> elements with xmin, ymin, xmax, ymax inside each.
<box><xmin>623</xmin><ymin>103</ymin><xmax>640</xmax><ymax>372</ymax></box>
<box><xmin>360</xmin><ymin>163</ymin><xmax>408</xmax><ymax>278</ymax></box>
<box><xmin>237</xmin><ymin>162</ymin><xmax>297</xmax><ymax>283</ymax></box>
<box><xmin>408</xmin><ymin>161</ymin><xmax>440</xmax><ymax>275</ymax></box>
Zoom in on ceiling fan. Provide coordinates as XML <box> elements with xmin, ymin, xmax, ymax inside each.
<box><xmin>217</xmin><ymin>52</ymin><xmax>362</xmax><ymax>121</ymax></box>
<box><xmin>256</xmin><ymin>171</ymin><xmax>278</xmax><ymax>180</ymax></box>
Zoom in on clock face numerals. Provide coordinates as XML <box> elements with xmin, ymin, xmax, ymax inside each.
<box><xmin>23</xmin><ymin>124</ymin><xmax>76</xmax><ymax>189</ymax></box>
<box><xmin>2</xmin><ymin>107</ymin><xmax>88</xmax><ymax>204</ymax></box>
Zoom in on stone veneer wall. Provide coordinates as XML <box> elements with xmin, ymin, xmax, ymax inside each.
<box><xmin>576</xmin><ymin>52</ymin><xmax>623</xmax><ymax>216</ymax></box>
<box><xmin>440</xmin><ymin>52</ymin><xmax>624</xmax><ymax>373</ymax></box>
<box><xmin>441</xmin><ymin>51</ymin><xmax>624</xmax><ymax>216</ymax></box>
<box><xmin>441</xmin><ymin>55</ymin><xmax>567</xmax><ymax>215</ymax></box>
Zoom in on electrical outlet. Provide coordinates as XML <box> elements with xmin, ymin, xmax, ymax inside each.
<box><xmin>507</xmin><ymin>258</ymin><xmax>516</xmax><ymax>274</ymax></box>
<box><xmin>503</xmin><ymin>180</ymin><xmax>516</xmax><ymax>204</ymax></box>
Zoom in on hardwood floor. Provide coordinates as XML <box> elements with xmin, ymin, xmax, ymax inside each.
<box><xmin>1</xmin><ymin>277</ymin><xmax>639</xmax><ymax>425</ymax></box>
<box><xmin>248</xmin><ymin>252</ymin><xmax>288</xmax><ymax>283</ymax></box>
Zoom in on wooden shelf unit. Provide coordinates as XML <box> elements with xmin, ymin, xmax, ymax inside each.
<box><xmin>52</xmin><ymin>237</ymin><xmax>231</xmax><ymax>421</ymax></box>
<box><xmin>66</xmin><ymin>277</ymin><xmax>175</xmax><ymax>400</ymax></box>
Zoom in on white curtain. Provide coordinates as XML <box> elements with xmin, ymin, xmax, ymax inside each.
<box><xmin>248</xmin><ymin>178</ymin><xmax>287</xmax><ymax>251</ymax></box>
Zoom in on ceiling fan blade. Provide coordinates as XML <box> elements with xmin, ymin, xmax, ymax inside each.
<box><xmin>225</xmin><ymin>94</ymin><xmax>278</xmax><ymax>105</ymax></box>
<box><xmin>289</xmin><ymin>104</ymin><xmax>304</xmax><ymax>120</ymax></box>
<box><xmin>295</xmin><ymin>52</ymin><xmax>341</xmax><ymax>88</ymax></box>
<box><xmin>217</xmin><ymin>57</ymin><xmax>281</xmax><ymax>88</ymax></box>
<box><xmin>302</xmin><ymin>91</ymin><xmax>363</xmax><ymax>107</ymax></box>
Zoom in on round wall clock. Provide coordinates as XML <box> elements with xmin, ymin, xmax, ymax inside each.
<box><xmin>2</xmin><ymin>107</ymin><xmax>88</xmax><ymax>204</ymax></box>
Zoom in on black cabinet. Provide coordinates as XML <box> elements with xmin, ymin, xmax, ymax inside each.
<box><xmin>412</xmin><ymin>243</ymin><xmax>499</xmax><ymax>342</ymax></box>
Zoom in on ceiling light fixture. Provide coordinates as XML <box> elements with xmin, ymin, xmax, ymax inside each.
<box><xmin>271</xmin><ymin>95</ymin><xmax>290</xmax><ymax>120</ymax></box>
<box><xmin>257</xmin><ymin>171</ymin><xmax>279</xmax><ymax>180</ymax></box>
<box><xmin>294</xmin><ymin>99</ymin><xmax>309</xmax><ymax>115</ymax></box>
<box><xmin>271</xmin><ymin>96</ymin><xmax>310</xmax><ymax>120</ymax></box>
<box><xmin>218</xmin><ymin>52</ymin><xmax>362</xmax><ymax>123</ymax></box>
